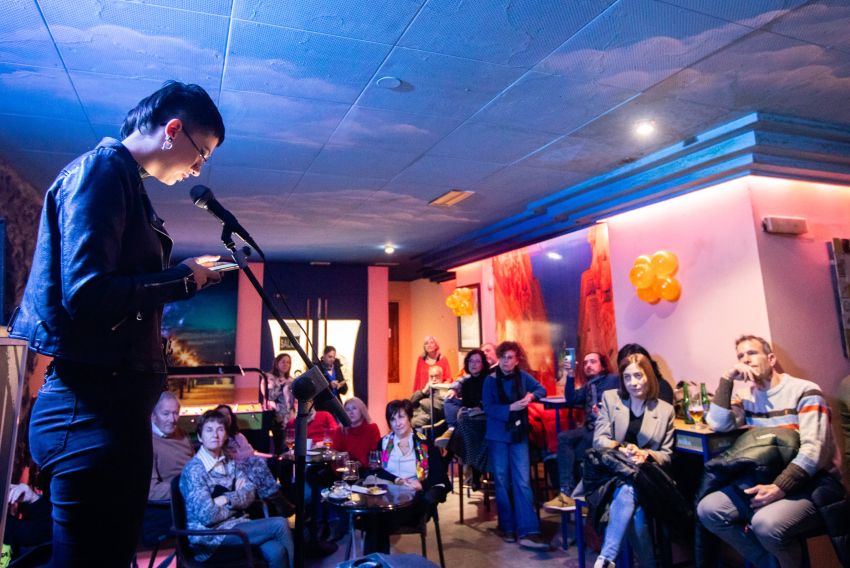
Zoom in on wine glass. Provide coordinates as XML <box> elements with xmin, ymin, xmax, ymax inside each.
<box><xmin>284</xmin><ymin>427</ymin><xmax>295</xmax><ymax>456</ymax></box>
<box><xmin>688</xmin><ymin>400</ymin><xmax>707</xmax><ymax>430</ymax></box>
<box><xmin>342</xmin><ymin>460</ymin><xmax>360</xmax><ymax>485</ymax></box>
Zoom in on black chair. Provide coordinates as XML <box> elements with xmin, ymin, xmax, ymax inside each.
<box><xmin>169</xmin><ymin>475</ymin><xmax>268</xmax><ymax>568</ymax></box>
<box><xmin>390</xmin><ymin>502</ymin><xmax>446</xmax><ymax>568</ymax></box>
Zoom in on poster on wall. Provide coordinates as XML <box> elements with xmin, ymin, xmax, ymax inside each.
<box><xmin>162</xmin><ymin>274</ymin><xmax>238</xmax><ymax>366</ymax></box>
<box><xmin>492</xmin><ymin>224</ymin><xmax>618</xmax><ymax>393</ymax></box>
<box><xmin>827</xmin><ymin>238</ymin><xmax>850</xmax><ymax>358</ymax></box>
<box><xmin>457</xmin><ymin>284</ymin><xmax>482</xmax><ymax>350</ymax></box>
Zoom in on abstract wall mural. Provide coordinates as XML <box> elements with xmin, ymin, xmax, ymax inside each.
<box><xmin>492</xmin><ymin>224</ymin><xmax>617</xmax><ymax>393</ymax></box>
<box><xmin>162</xmin><ymin>272</ymin><xmax>238</xmax><ymax>366</ymax></box>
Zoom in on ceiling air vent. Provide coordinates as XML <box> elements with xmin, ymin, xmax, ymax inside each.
<box><xmin>429</xmin><ymin>190</ymin><xmax>475</xmax><ymax>207</ymax></box>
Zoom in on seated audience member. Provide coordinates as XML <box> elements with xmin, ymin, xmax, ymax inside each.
<box><xmin>286</xmin><ymin>405</ymin><xmax>337</xmax><ymax>446</ymax></box>
<box><xmin>483</xmin><ymin>341</ymin><xmax>550</xmax><ymax>550</ymax></box>
<box><xmin>617</xmin><ymin>343</ymin><xmax>674</xmax><ymax>405</ymax></box>
<box><xmin>181</xmin><ymin>410</ymin><xmax>293</xmax><ymax>568</ymax></box>
<box><xmin>318</xmin><ymin>346</ymin><xmax>348</xmax><ymax>403</ymax></box>
<box><xmin>480</xmin><ymin>342</ymin><xmax>499</xmax><ymax>368</ymax></box>
<box><xmin>366</xmin><ymin>399</ymin><xmax>449</xmax><ymax>554</ymax></box>
<box><xmin>697</xmin><ymin>335</ymin><xmax>846</xmax><ymax>568</ymax></box>
<box><xmin>410</xmin><ymin>365</ymin><xmax>452</xmax><ymax>430</ymax></box>
<box><xmin>331</xmin><ymin>397</ymin><xmax>381</xmax><ymax>466</ymax></box>
<box><xmin>144</xmin><ymin>391</ymin><xmax>194</xmax><ymax>543</ymax></box>
<box><xmin>4</xmin><ymin>481</ymin><xmax>52</xmax><ymax>561</ymax></box>
<box><xmin>413</xmin><ymin>336</ymin><xmax>452</xmax><ymax>391</ymax></box>
<box><xmin>589</xmin><ymin>354</ymin><xmax>675</xmax><ymax>568</ymax></box>
<box><xmin>267</xmin><ymin>353</ymin><xmax>296</xmax><ymax>453</ymax></box>
<box><xmin>215</xmin><ymin>404</ymin><xmax>292</xmax><ymax>516</ymax></box>
<box><xmin>545</xmin><ymin>351</ymin><xmax>619</xmax><ymax>511</ymax></box>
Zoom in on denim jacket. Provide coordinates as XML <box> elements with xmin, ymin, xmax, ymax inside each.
<box><xmin>9</xmin><ymin>139</ymin><xmax>196</xmax><ymax>372</ymax></box>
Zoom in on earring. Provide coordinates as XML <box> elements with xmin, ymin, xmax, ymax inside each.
<box><xmin>161</xmin><ymin>136</ymin><xmax>173</xmax><ymax>151</ymax></box>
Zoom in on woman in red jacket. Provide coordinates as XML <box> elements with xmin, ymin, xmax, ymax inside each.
<box><xmin>331</xmin><ymin>397</ymin><xmax>381</xmax><ymax>466</ymax></box>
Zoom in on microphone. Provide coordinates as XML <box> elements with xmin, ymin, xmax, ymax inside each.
<box><xmin>190</xmin><ymin>185</ymin><xmax>264</xmax><ymax>258</ymax></box>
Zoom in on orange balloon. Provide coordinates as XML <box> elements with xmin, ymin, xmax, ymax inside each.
<box><xmin>659</xmin><ymin>277</ymin><xmax>682</xmax><ymax>301</ymax></box>
<box><xmin>629</xmin><ymin>265</ymin><xmax>656</xmax><ymax>289</ymax></box>
<box><xmin>636</xmin><ymin>286</ymin><xmax>661</xmax><ymax>303</ymax></box>
<box><xmin>651</xmin><ymin>250</ymin><xmax>678</xmax><ymax>277</ymax></box>
<box><xmin>634</xmin><ymin>255</ymin><xmax>652</xmax><ymax>268</ymax></box>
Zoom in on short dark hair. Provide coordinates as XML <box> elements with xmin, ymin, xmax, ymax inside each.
<box><xmin>196</xmin><ymin>410</ymin><xmax>228</xmax><ymax>437</ymax></box>
<box><xmin>617</xmin><ymin>343</ymin><xmax>666</xmax><ymax>383</ymax></box>
<box><xmin>120</xmin><ymin>80</ymin><xmax>225</xmax><ymax>144</ymax></box>
<box><xmin>323</xmin><ymin>346</ymin><xmax>336</xmax><ymax>356</ymax></box>
<box><xmin>213</xmin><ymin>404</ymin><xmax>239</xmax><ymax>437</ymax></box>
<box><xmin>495</xmin><ymin>341</ymin><xmax>527</xmax><ymax>368</ymax></box>
<box><xmin>463</xmin><ymin>349</ymin><xmax>490</xmax><ymax>376</ymax></box>
<box><xmin>617</xmin><ymin>353</ymin><xmax>660</xmax><ymax>401</ymax></box>
<box><xmin>735</xmin><ymin>335</ymin><xmax>773</xmax><ymax>355</ymax></box>
<box><xmin>577</xmin><ymin>351</ymin><xmax>611</xmax><ymax>383</ymax></box>
<box><xmin>385</xmin><ymin>399</ymin><xmax>414</xmax><ymax>427</ymax></box>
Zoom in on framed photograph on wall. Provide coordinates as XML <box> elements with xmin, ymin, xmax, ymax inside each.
<box><xmin>457</xmin><ymin>284</ymin><xmax>482</xmax><ymax>351</ymax></box>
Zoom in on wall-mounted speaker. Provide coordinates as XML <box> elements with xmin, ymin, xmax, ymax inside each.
<box><xmin>762</xmin><ymin>216</ymin><xmax>808</xmax><ymax>235</ymax></box>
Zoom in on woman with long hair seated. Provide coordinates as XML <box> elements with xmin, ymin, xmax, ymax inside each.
<box><xmin>365</xmin><ymin>399</ymin><xmax>449</xmax><ymax>554</ymax></box>
<box><xmin>592</xmin><ymin>353</ymin><xmax>675</xmax><ymax>568</ymax></box>
<box><xmin>331</xmin><ymin>397</ymin><xmax>381</xmax><ymax>466</ymax></box>
<box><xmin>180</xmin><ymin>410</ymin><xmax>293</xmax><ymax>567</ymax></box>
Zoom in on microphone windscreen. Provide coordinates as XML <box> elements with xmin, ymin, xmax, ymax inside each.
<box><xmin>190</xmin><ymin>184</ymin><xmax>213</xmax><ymax>207</ymax></box>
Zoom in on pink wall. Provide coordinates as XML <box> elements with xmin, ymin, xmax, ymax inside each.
<box><xmin>388</xmin><ymin>281</ymin><xmax>412</xmax><ymax>403</ymax></box>
<box><xmin>749</xmin><ymin>177</ymin><xmax>850</xmax><ymax>401</ymax></box>
<box><xmin>606</xmin><ymin>178</ymin><xmax>772</xmax><ymax>390</ymax></box>
<box><xmin>367</xmin><ymin>266</ymin><xmax>389</xmax><ymax>433</ymax></box>
<box><xmin>234</xmin><ymin>262</ymin><xmax>264</xmax><ymax>401</ymax></box>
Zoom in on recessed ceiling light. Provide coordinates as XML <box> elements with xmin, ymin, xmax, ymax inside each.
<box><xmin>635</xmin><ymin>119</ymin><xmax>656</xmax><ymax>136</ymax></box>
<box><xmin>429</xmin><ymin>190</ymin><xmax>475</xmax><ymax>207</ymax></box>
<box><xmin>546</xmin><ymin>252</ymin><xmax>563</xmax><ymax>260</ymax></box>
<box><xmin>384</xmin><ymin>244</ymin><xmax>396</xmax><ymax>255</ymax></box>
<box><xmin>376</xmin><ymin>76</ymin><xmax>402</xmax><ymax>89</ymax></box>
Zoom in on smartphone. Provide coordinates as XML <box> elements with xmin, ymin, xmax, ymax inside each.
<box><xmin>565</xmin><ymin>347</ymin><xmax>576</xmax><ymax>366</ymax></box>
<box><xmin>210</xmin><ymin>262</ymin><xmax>239</xmax><ymax>272</ymax></box>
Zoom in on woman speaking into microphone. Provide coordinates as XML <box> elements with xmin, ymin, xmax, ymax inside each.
<box><xmin>9</xmin><ymin>80</ymin><xmax>227</xmax><ymax>566</ymax></box>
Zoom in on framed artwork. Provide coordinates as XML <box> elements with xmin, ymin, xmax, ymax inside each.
<box><xmin>457</xmin><ymin>284</ymin><xmax>482</xmax><ymax>350</ymax></box>
<box><xmin>828</xmin><ymin>238</ymin><xmax>850</xmax><ymax>358</ymax></box>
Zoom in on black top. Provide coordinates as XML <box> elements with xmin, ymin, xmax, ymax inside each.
<box><xmin>625</xmin><ymin>407</ymin><xmax>643</xmax><ymax>445</ymax></box>
<box><xmin>460</xmin><ymin>373</ymin><xmax>486</xmax><ymax>409</ymax></box>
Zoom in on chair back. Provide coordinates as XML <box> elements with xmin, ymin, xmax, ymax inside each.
<box><xmin>170</xmin><ymin>474</ymin><xmax>194</xmax><ymax>563</ymax></box>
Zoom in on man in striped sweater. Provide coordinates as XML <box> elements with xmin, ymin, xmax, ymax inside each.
<box><xmin>698</xmin><ymin>335</ymin><xmax>841</xmax><ymax>568</ymax></box>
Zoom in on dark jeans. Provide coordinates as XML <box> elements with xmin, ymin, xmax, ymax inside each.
<box><xmin>556</xmin><ymin>427</ymin><xmax>593</xmax><ymax>493</ymax></box>
<box><xmin>29</xmin><ymin>360</ymin><xmax>164</xmax><ymax>567</ymax></box>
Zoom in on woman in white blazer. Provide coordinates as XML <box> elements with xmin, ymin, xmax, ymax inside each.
<box><xmin>592</xmin><ymin>353</ymin><xmax>675</xmax><ymax>568</ymax></box>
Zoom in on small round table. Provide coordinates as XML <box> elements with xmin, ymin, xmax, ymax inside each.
<box><xmin>324</xmin><ymin>484</ymin><xmax>420</xmax><ymax>560</ymax></box>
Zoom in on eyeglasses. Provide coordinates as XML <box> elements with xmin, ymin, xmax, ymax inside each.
<box><xmin>182</xmin><ymin>128</ymin><xmax>209</xmax><ymax>165</ymax></box>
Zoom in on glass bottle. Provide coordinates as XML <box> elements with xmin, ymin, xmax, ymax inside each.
<box><xmin>700</xmin><ymin>383</ymin><xmax>710</xmax><ymax>421</ymax></box>
<box><xmin>682</xmin><ymin>383</ymin><xmax>694</xmax><ymax>424</ymax></box>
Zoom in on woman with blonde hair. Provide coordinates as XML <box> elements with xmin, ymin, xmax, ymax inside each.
<box><xmin>413</xmin><ymin>335</ymin><xmax>452</xmax><ymax>391</ymax></box>
<box><xmin>331</xmin><ymin>397</ymin><xmax>381</xmax><ymax>466</ymax></box>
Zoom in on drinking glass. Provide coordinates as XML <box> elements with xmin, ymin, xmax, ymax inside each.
<box><xmin>323</xmin><ymin>429</ymin><xmax>333</xmax><ymax>449</ymax></box>
<box><xmin>334</xmin><ymin>451</ymin><xmax>349</xmax><ymax>476</ymax></box>
<box><xmin>284</xmin><ymin>427</ymin><xmax>295</xmax><ymax>456</ymax></box>
<box><xmin>343</xmin><ymin>460</ymin><xmax>360</xmax><ymax>484</ymax></box>
<box><xmin>368</xmin><ymin>450</ymin><xmax>381</xmax><ymax>471</ymax></box>
<box><xmin>688</xmin><ymin>400</ymin><xmax>707</xmax><ymax>429</ymax></box>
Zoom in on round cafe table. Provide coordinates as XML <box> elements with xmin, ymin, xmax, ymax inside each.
<box><xmin>324</xmin><ymin>483</ymin><xmax>420</xmax><ymax>560</ymax></box>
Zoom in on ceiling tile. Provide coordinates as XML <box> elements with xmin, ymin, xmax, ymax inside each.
<box><xmin>764</xmin><ymin>0</ymin><xmax>850</xmax><ymax>54</ymax></box>
<box><xmin>307</xmin><ymin>144</ymin><xmax>420</xmax><ymax>179</ymax></box>
<box><xmin>114</xmin><ymin>0</ymin><xmax>233</xmax><ymax>16</ymax></box>
<box><xmin>40</xmin><ymin>0</ymin><xmax>228</xmax><ymax>86</ymax></box>
<box><xmin>210</xmin><ymin>135</ymin><xmax>322</xmax><ymax>173</ymax></box>
<box><xmin>650</xmin><ymin>30</ymin><xmax>850</xmax><ymax>123</ymax></box>
<box><xmin>473</xmin><ymin>165</ymin><xmax>584</xmax><ymax>202</ymax></box>
<box><xmin>292</xmin><ymin>172</ymin><xmax>386</xmax><ymax>195</ymax></box>
<box><xmin>218</xmin><ymin>90</ymin><xmax>349</xmax><ymax>145</ymax></box>
<box><xmin>665</xmin><ymin>0</ymin><xmax>807</xmax><ymax>29</ymax></box>
<box><xmin>234</xmin><ymin>0</ymin><xmax>425</xmax><ymax>43</ymax></box>
<box><xmin>0</xmin><ymin>64</ymin><xmax>87</xmax><ymax>121</ymax></box>
<box><xmin>475</xmin><ymin>72</ymin><xmax>638</xmax><ymax>135</ymax></box>
<box><xmin>326</xmin><ymin>106</ymin><xmax>462</xmax><ymax>153</ymax></box>
<box><xmin>429</xmin><ymin>121</ymin><xmax>560</xmax><ymax>164</ymax></box>
<box><xmin>357</xmin><ymin>48</ymin><xmax>525</xmax><ymax>119</ymax></box>
<box><xmin>536</xmin><ymin>0</ymin><xmax>753</xmax><ymax>91</ymax></box>
<box><xmin>70</xmin><ymin>72</ymin><xmax>166</xmax><ymax>126</ymax></box>
<box><xmin>392</xmin><ymin>155</ymin><xmax>503</xmax><ymax>188</ymax></box>
<box><xmin>2</xmin><ymin>1</ymin><xmax>63</xmax><ymax>68</ymax></box>
<box><xmin>207</xmin><ymin>165</ymin><xmax>302</xmax><ymax>198</ymax></box>
<box><xmin>399</xmin><ymin>0</ymin><xmax>616</xmax><ymax>67</ymax></box>
<box><xmin>224</xmin><ymin>20</ymin><xmax>391</xmax><ymax>104</ymax></box>
<box><xmin>521</xmin><ymin>134</ymin><xmax>630</xmax><ymax>174</ymax></box>
<box><xmin>0</xmin><ymin>114</ymin><xmax>96</xmax><ymax>155</ymax></box>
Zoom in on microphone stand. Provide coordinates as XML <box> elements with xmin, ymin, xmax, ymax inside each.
<box><xmin>218</xmin><ymin>225</ymin><xmax>319</xmax><ymax>568</ymax></box>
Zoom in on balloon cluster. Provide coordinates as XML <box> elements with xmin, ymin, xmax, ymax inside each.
<box><xmin>445</xmin><ymin>287</ymin><xmax>475</xmax><ymax>317</ymax></box>
<box><xmin>628</xmin><ymin>251</ymin><xmax>682</xmax><ymax>303</ymax></box>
